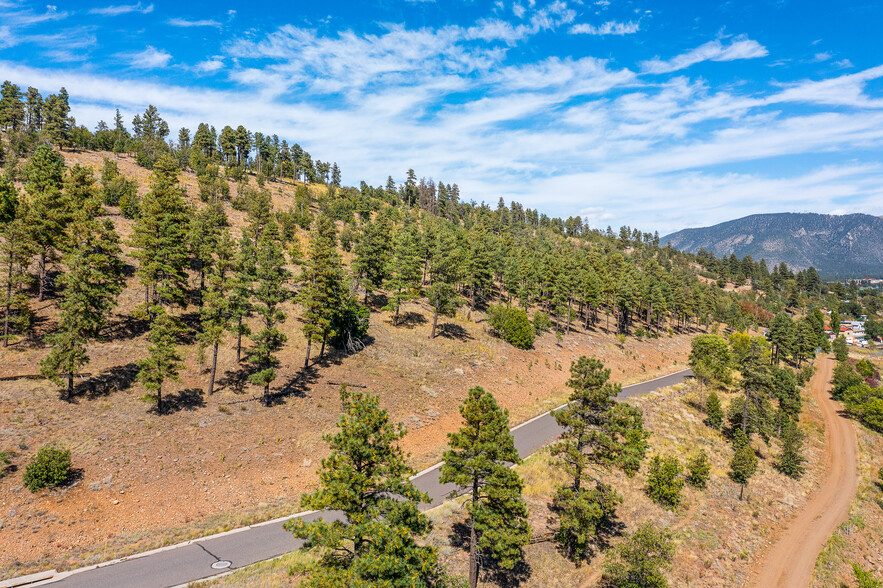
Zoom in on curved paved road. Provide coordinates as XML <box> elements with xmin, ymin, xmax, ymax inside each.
<box><xmin>28</xmin><ymin>369</ymin><xmax>691</xmax><ymax>588</ymax></box>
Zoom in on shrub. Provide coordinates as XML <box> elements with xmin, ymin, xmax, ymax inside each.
<box><xmin>601</xmin><ymin>522</ymin><xmax>675</xmax><ymax>588</ymax></box>
<box><xmin>705</xmin><ymin>391</ymin><xmax>723</xmax><ymax>430</ymax></box>
<box><xmin>488</xmin><ymin>305</ymin><xmax>535</xmax><ymax>349</ymax></box>
<box><xmin>532</xmin><ymin>311</ymin><xmax>552</xmax><ymax>333</ymax></box>
<box><xmin>686</xmin><ymin>450</ymin><xmax>711</xmax><ymax>489</ymax></box>
<box><xmin>23</xmin><ymin>445</ymin><xmax>71</xmax><ymax>492</ymax></box>
<box><xmin>776</xmin><ymin>420</ymin><xmax>806</xmax><ymax>478</ymax></box>
<box><xmin>118</xmin><ymin>181</ymin><xmax>140</xmax><ymax>219</ymax></box>
<box><xmin>857</xmin><ymin>359</ymin><xmax>876</xmax><ymax>379</ymax></box>
<box><xmin>852</xmin><ymin>563</ymin><xmax>882</xmax><ymax>588</ymax></box>
<box><xmin>0</xmin><ymin>450</ymin><xmax>12</xmax><ymax>478</ymax></box>
<box><xmin>645</xmin><ymin>455</ymin><xmax>684</xmax><ymax>510</ymax></box>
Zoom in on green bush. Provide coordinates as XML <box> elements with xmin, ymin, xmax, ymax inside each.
<box><xmin>705</xmin><ymin>391</ymin><xmax>723</xmax><ymax>430</ymax></box>
<box><xmin>23</xmin><ymin>445</ymin><xmax>71</xmax><ymax>492</ymax></box>
<box><xmin>601</xmin><ymin>522</ymin><xmax>675</xmax><ymax>588</ymax></box>
<box><xmin>488</xmin><ymin>305</ymin><xmax>535</xmax><ymax>349</ymax></box>
<box><xmin>645</xmin><ymin>454</ymin><xmax>684</xmax><ymax>510</ymax></box>
<box><xmin>857</xmin><ymin>359</ymin><xmax>876</xmax><ymax>379</ymax></box>
<box><xmin>852</xmin><ymin>563</ymin><xmax>882</xmax><ymax>588</ymax></box>
<box><xmin>0</xmin><ymin>450</ymin><xmax>12</xmax><ymax>478</ymax></box>
<box><xmin>532</xmin><ymin>311</ymin><xmax>552</xmax><ymax>334</ymax></box>
<box><xmin>685</xmin><ymin>450</ymin><xmax>710</xmax><ymax>489</ymax></box>
<box><xmin>776</xmin><ymin>420</ymin><xmax>806</xmax><ymax>478</ymax></box>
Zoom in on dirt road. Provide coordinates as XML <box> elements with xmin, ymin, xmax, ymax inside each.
<box><xmin>749</xmin><ymin>355</ymin><xmax>858</xmax><ymax>588</ymax></box>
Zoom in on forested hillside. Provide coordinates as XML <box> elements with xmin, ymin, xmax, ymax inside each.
<box><xmin>2</xmin><ymin>81</ymin><xmax>883</xmax><ymax>587</ymax></box>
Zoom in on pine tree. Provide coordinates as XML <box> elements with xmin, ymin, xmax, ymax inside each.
<box><xmin>550</xmin><ymin>356</ymin><xmax>649</xmax><ymax>561</ymax></box>
<box><xmin>776</xmin><ymin>420</ymin><xmax>806</xmax><ymax>479</ymax></box>
<box><xmin>229</xmin><ymin>234</ymin><xmax>255</xmax><ymax>363</ymax></box>
<box><xmin>297</xmin><ymin>213</ymin><xmax>345</xmax><ymax>368</ymax></box>
<box><xmin>188</xmin><ymin>200</ymin><xmax>229</xmax><ymax>307</ymax></box>
<box><xmin>688</xmin><ymin>334</ymin><xmax>731</xmax><ymax>403</ymax></box>
<box><xmin>426</xmin><ymin>222</ymin><xmax>462</xmax><ymax>339</ymax></box>
<box><xmin>382</xmin><ymin>221</ymin><xmax>422</xmax><ymax>326</ymax></box>
<box><xmin>735</xmin><ymin>337</ymin><xmax>773</xmax><ymax>439</ymax></box>
<box><xmin>685</xmin><ymin>449</ymin><xmax>711</xmax><ymax>489</ymax></box>
<box><xmin>601</xmin><ymin>522</ymin><xmax>675</xmax><ymax>588</ymax></box>
<box><xmin>137</xmin><ymin>310</ymin><xmax>184</xmax><ymax>414</ymax></box>
<box><xmin>729</xmin><ymin>429</ymin><xmax>758</xmax><ymax>500</ymax></box>
<box><xmin>43</xmin><ymin>88</ymin><xmax>71</xmax><ymax>148</ymax></box>
<box><xmin>40</xmin><ymin>215</ymin><xmax>124</xmax><ymax>399</ymax></box>
<box><xmin>440</xmin><ymin>386</ymin><xmax>530</xmax><ymax>588</ymax></box>
<box><xmin>0</xmin><ymin>178</ymin><xmax>33</xmax><ymax>347</ymax></box>
<box><xmin>23</xmin><ymin>144</ymin><xmax>67</xmax><ymax>301</ymax></box>
<box><xmin>705</xmin><ymin>390</ymin><xmax>724</xmax><ymax>430</ymax></box>
<box><xmin>287</xmin><ymin>386</ymin><xmax>445</xmax><ymax>587</ymax></box>
<box><xmin>769</xmin><ymin>313</ymin><xmax>795</xmax><ymax>365</ymax></box>
<box><xmin>645</xmin><ymin>455</ymin><xmax>684</xmax><ymax>510</ymax></box>
<box><xmin>353</xmin><ymin>212</ymin><xmax>392</xmax><ymax>303</ymax></box>
<box><xmin>248</xmin><ymin>222</ymin><xmax>290</xmax><ymax>404</ymax></box>
<box><xmin>130</xmin><ymin>155</ymin><xmax>190</xmax><ymax>314</ymax></box>
<box><xmin>198</xmin><ymin>227</ymin><xmax>235</xmax><ymax>395</ymax></box>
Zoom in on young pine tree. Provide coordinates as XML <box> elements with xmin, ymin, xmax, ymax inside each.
<box><xmin>287</xmin><ymin>386</ymin><xmax>446</xmax><ymax>587</ymax></box>
<box><xmin>645</xmin><ymin>455</ymin><xmax>684</xmax><ymax>510</ymax></box>
<box><xmin>601</xmin><ymin>522</ymin><xmax>675</xmax><ymax>588</ymax></box>
<box><xmin>776</xmin><ymin>419</ymin><xmax>806</xmax><ymax>479</ymax></box>
<box><xmin>130</xmin><ymin>155</ymin><xmax>190</xmax><ymax>314</ymax></box>
<box><xmin>426</xmin><ymin>223</ymin><xmax>462</xmax><ymax>339</ymax></box>
<box><xmin>228</xmin><ymin>234</ymin><xmax>255</xmax><ymax>363</ymax></box>
<box><xmin>382</xmin><ymin>221</ymin><xmax>422</xmax><ymax>326</ymax></box>
<box><xmin>297</xmin><ymin>213</ymin><xmax>345</xmax><ymax>368</ymax></box>
<box><xmin>23</xmin><ymin>144</ymin><xmax>67</xmax><ymax>301</ymax></box>
<box><xmin>440</xmin><ymin>386</ymin><xmax>530</xmax><ymax>588</ymax></box>
<box><xmin>248</xmin><ymin>222</ymin><xmax>290</xmax><ymax>405</ymax></box>
<box><xmin>685</xmin><ymin>449</ymin><xmax>711</xmax><ymax>489</ymax></box>
<box><xmin>705</xmin><ymin>391</ymin><xmax>724</xmax><ymax>430</ymax></box>
<box><xmin>550</xmin><ymin>356</ymin><xmax>649</xmax><ymax>561</ymax></box>
<box><xmin>40</xmin><ymin>216</ymin><xmax>124</xmax><ymax>399</ymax></box>
<box><xmin>198</xmin><ymin>227</ymin><xmax>235</xmax><ymax>395</ymax></box>
<box><xmin>729</xmin><ymin>429</ymin><xmax>758</xmax><ymax>500</ymax></box>
<box><xmin>137</xmin><ymin>310</ymin><xmax>184</xmax><ymax>414</ymax></box>
<box><xmin>353</xmin><ymin>212</ymin><xmax>392</xmax><ymax>304</ymax></box>
<box><xmin>0</xmin><ymin>180</ymin><xmax>34</xmax><ymax>347</ymax></box>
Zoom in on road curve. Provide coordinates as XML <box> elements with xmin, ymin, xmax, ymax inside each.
<box><xmin>33</xmin><ymin>368</ymin><xmax>692</xmax><ymax>588</ymax></box>
<box><xmin>749</xmin><ymin>356</ymin><xmax>858</xmax><ymax>588</ymax></box>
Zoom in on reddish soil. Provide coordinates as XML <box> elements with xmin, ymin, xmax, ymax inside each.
<box><xmin>749</xmin><ymin>355</ymin><xmax>859</xmax><ymax>587</ymax></box>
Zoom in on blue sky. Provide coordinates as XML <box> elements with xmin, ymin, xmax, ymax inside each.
<box><xmin>1</xmin><ymin>0</ymin><xmax>882</xmax><ymax>234</ymax></box>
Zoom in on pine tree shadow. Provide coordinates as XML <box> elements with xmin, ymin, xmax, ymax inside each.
<box><xmin>394</xmin><ymin>311</ymin><xmax>427</xmax><ymax>329</ymax></box>
<box><xmin>268</xmin><ymin>366</ymin><xmax>322</xmax><ymax>405</ymax></box>
<box><xmin>437</xmin><ymin>323</ymin><xmax>473</xmax><ymax>341</ymax></box>
<box><xmin>158</xmin><ymin>388</ymin><xmax>205</xmax><ymax>414</ymax></box>
<box><xmin>217</xmin><ymin>363</ymin><xmax>261</xmax><ymax>395</ymax></box>
<box><xmin>105</xmin><ymin>314</ymin><xmax>149</xmax><ymax>341</ymax></box>
<box><xmin>177</xmin><ymin>311</ymin><xmax>202</xmax><ymax>345</ymax></box>
<box><xmin>74</xmin><ymin>362</ymin><xmax>140</xmax><ymax>400</ymax></box>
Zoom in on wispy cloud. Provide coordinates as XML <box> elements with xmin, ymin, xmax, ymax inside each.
<box><xmin>89</xmin><ymin>2</ymin><xmax>154</xmax><ymax>16</ymax></box>
<box><xmin>121</xmin><ymin>45</ymin><xmax>172</xmax><ymax>69</ymax></box>
<box><xmin>570</xmin><ymin>20</ymin><xmax>639</xmax><ymax>35</ymax></box>
<box><xmin>168</xmin><ymin>17</ymin><xmax>221</xmax><ymax>28</ymax></box>
<box><xmin>194</xmin><ymin>57</ymin><xmax>224</xmax><ymax>73</ymax></box>
<box><xmin>0</xmin><ymin>5</ymin><xmax>68</xmax><ymax>27</ymax></box>
<box><xmin>640</xmin><ymin>35</ymin><xmax>768</xmax><ymax>74</ymax></box>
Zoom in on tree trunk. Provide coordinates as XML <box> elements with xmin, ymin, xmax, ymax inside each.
<box><xmin>469</xmin><ymin>478</ymin><xmax>479</xmax><ymax>588</ymax></box>
<box><xmin>393</xmin><ymin>300</ymin><xmax>400</xmax><ymax>327</ymax></box>
<box><xmin>430</xmin><ymin>304</ymin><xmax>439</xmax><ymax>339</ymax></box>
<box><xmin>739</xmin><ymin>484</ymin><xmax>744</xmax><ymax>501</ymax></box>
<box><xmin>157</xmin><ymin>384</ymin><xmax>163</xmax><ymax>415</ymax></box>
<box><xmin>208</xmin><ymin>341</ymin><xmax>219</xmax><ymax>395</ymax></box>
<box><xmin>38</xmin><ymin>251</ymin><xmax>46</xmax><ymax>302</ymax></box>
<box><xmin>236</xmin><ymin>318</ymin><xmax>243</xmax><ymax>362</ymax></box>
<box><xmin>304</xmin><ymin>338</ymin><xmax>312</xmax><ymax>369</ymax></box>
<box><xmin>742</xmin><ymin>389</ymin><xmax>750</xmax><ymax>435</ymax></box>
<box><xmin>264</xmin><ymin>383</ymin><xmax>270</xmax><ymax>406</ymax></box>
<box><xmin>66</xmin><ymin>372</ymin><xmax>73</xmax><ymax>400</ymax></box>
<box><xmin>320</xmin><ymin>334</ymin><xmax>326</xmax><ymax>359</ymax></box>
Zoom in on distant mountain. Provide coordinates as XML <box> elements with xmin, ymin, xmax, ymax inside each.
<box><xmin>661</xmin><ymin>213</ymin><xmax>883</xmax><ymax>280</ymax></box>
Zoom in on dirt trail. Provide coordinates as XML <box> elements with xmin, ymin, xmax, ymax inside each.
<box><xmin>749</xmin><ymin>355</ymin><xmax>858</xmax><ymax>588</ymax></box>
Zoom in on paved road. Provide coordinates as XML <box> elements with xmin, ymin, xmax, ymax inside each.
<box><xmin>31</xmin><ymin>369</ymin><xmax>691</xmax><ymax>588</ymax></box>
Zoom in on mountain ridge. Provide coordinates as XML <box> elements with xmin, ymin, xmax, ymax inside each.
<box><xmin>661</xmin><ymin>212</ymin><xmax>883</xmax><ymax>279</ymax></box>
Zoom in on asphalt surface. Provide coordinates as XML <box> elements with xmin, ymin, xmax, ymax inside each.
<box><xmin>35</xmin><ymin>368</ymin><xmax>691</xmax><ymax>588</ymax></box>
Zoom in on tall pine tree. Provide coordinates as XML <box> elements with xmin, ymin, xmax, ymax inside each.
<box><xmin>137</xmin><ymin>310</ymin><xmax>184</xmax><ymax>414</ymax></box>
<box><xmin>440</xmin><ymin>386</ymin><xmax>530</xmax><ymax>588</ymax></box>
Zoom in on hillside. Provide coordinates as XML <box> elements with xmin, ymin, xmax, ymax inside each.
<box><xmin>662</xmin><ymin>213</ymin><xmax>883</xmax><ymax>279</ymax></box>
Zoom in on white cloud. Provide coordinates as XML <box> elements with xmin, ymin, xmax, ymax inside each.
<box><xmin>640</xmin><ymin>35</ymin><xmax>768</xmax><ymax>74</ymax></box>
<box><xmin>569</xmin><ymin>20</ymin><xmax>639</xmax><ymax>35</ymax></box>
<box><xmin>168</xmin><ymin>17</ymin><xmax>221</xmax><ymax>28</ymax></box>
<box><xmin>89</xmin><ymin>3</ymin><xmax>154</xmax><ymax>16</ymax></box>
<box><xmin>194</xmin><ymin>57</ymin><xmax>224</xmax><ymax>73</ymax></box>
<box><xmin>812</xmin><ymin>52</ymin><xmax>831</xmax><ymax>62</ymax></box>
<box><xmin>122</xmin><ymin>45</ymin><xmax>172</xmax><ymax>69</ymax></box>
<box><xmin>834</xmin><ymin>59</ymin><xmax>854</xmax><ymax>69</ymax></box>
